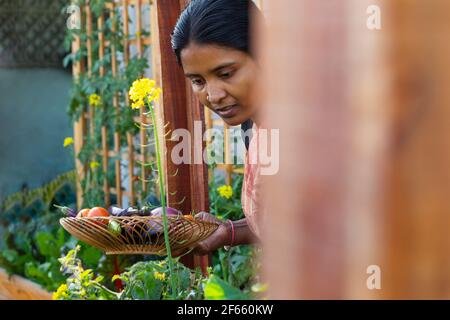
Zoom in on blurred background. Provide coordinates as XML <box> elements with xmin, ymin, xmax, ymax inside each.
<box><xmin>0</xmin><ymin>0</ymin><xmax>73</xmax><ymax>197</ymax></box>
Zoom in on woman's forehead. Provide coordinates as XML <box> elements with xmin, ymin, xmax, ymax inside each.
<box><xmin>181</xmin><ymin>43</ymin><xmax>246</xmax><ymax>75</ymax></box>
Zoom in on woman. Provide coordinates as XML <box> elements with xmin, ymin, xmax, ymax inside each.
<box><xmin>171</xmin><ymin>0</ymin><xmax>264</xmax><ymax>255</ymax></box>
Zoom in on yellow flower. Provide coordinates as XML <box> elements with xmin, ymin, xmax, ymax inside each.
<box><xmin>63</xmin><ymin>137</ymin><xmax>74</xmax><ymax>147</ymax></box>
<box><xmin>217</xmin><ymin>185</ymin><xmax>233</xmax><ymax>199</ymax></box>
<box><xmin>128</xmin><ymin>78</ymin><xmax>161</xmax><ymax>109</ymax></box>
<box><xmin>154</xmin><ymin>271</ymin><xmax>166</xmax><ymax>281</ymax></box>
<box><xmin>89</xmin><ymin>93</ymin><xmax>101</xmax><ymax>107</ymax></box>
<box><xmin>52</xmin><ymin>283</ymin><xmax>69</xmax><ymax>300</ymax></box>
<box><xmin>90</xmin><ymin>161</ymin><xmax>100</xmax><ymax>169</ymax></box>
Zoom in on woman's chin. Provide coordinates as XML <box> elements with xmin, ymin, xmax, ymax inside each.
<box><xmin>221</xmin><ymin>117</ymin><xmax>245</xmax><ymax>127</ymax></box>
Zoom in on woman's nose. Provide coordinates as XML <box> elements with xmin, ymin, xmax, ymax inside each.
<box><xmin>206</xmin><ymin>84</ymin><xmax>227</xmax><ymax>105</ymax></box>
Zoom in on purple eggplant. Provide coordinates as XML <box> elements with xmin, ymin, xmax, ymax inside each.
<box><xmin>141</xmin><ymin>207</ymin><xmax>180</xmax><ymax>240</ymax></box>
<box><xmin>108</xmin><ymin>205</ymin><xmax>139</xmax><ymax>217</ymax></box>
<box><xmin>138</xmin><ymin>206</ymin><xmax>153</xmax><ymax>216</ymax></box>
<box><xmin>150</xmin><ymin>206</ymin><xmax>181</xmax><ymax>217</ymax></box>
<box><xmin>54</xmin><ymin>204</ymin><xmax>77</xmax><ymax>218</ymax></box>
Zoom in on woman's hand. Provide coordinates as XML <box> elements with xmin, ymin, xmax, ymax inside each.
<box><xmin>172</xmin><ymin>212</ymin><xmax>230</xmax><ymax>257</ymax></box>
<box><xmin>191</xmin><ymin>212</ymin><xmax>231</xmax><ymax>255</ymax></box>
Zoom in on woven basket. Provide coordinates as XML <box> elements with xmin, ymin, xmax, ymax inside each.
<box><xmin>60</xmin><ymin>216</ymin><xmax>219</xmax><ymax>255</ymax></box>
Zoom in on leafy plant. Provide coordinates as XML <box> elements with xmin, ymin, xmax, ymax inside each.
<box><xmin>54</xmin><ymin>245</ymin><xmax>118</xmax><ymax>300</ymax></box>
<box><xmin>203</xmin><ymin>274</ymin><xmax>250</xmax><ymax>300</ymax></box>
<box><xmin>209</xmin><ymin>170</ymin><xmax>244</xmax><ymax>221</ymax></box>
<box><xmin>116</xmin><ymin>260</ymin><xmax>204</xmax><ymax>300</ymax></box>
<box><xmin>0</xmin><ymin>182</ymin><xmax>122</xmax><ymax>292</ymax></box>
<box><xmin>207</xmin><ymin>171</ymin><xmax>259</xmax><ymax>292</ymax></box>
<box><xmin>55</xmin><ymin>246</ymin><xmax>205</xmax><ymax>300</ymax></box>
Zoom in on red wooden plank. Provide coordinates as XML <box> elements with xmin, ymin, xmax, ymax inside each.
<box><xmin>156</xmin><ymin>0</ymin><xmax>211</xmax><ymax>272</ymax></box>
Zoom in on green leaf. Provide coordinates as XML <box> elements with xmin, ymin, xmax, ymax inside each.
<box><xmin>24</xmin><ymin>262</ymin><xmax>46</xmax><ymax>282</ymax></box>
<box><xmin>79</xmin><ymin>246</ymin><xmax>102</xmax><ymax>267</ymax></box>
<box><xmin>35</xmin><ymin>232</ymin><xmax>56</xmax><ymax>257</ymax></box>
<box><xmin>1</xmin><ymin>249</ymin><xmax>19</xmax><ymax>263</ymax></box>
<box><xmin>203</xmin><ymin>275</ymin><xmax>249</xmax><ymax>300</ymax></box>
<box><xmin>63</xmin><ymin>53</ymin><xmax>74</xmax><ymax>68</ymax></box>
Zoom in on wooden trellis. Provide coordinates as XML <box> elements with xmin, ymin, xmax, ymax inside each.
<box><xmin>72</xmin><ymin>0</ymin><xmax>158</xmax><ymax>209</ymax></box>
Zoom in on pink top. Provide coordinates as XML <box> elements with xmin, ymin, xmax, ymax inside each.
<box><xmin>241</xmin><ymin>123</ymin><xmax>263</xmax><ymax>238</ymax></box>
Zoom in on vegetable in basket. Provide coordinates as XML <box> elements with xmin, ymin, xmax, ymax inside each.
<box><xmin>53</xmin><ymin>204</ymin><xmax>77</xmax><ymax>217</ymax></box>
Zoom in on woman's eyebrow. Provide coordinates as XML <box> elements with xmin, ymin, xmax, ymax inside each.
<box><xmin>209</xmin><ymin>62</ymin><xmax>236</xmax><ymax>73</ymax></box>
<box><xmin>184</xmin><ymin>62</ymin><xmax>236</xmax><ymax>78</ymax></box>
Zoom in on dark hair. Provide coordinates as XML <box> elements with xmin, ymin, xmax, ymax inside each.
<box><xmin>171</xmin><ymin>0</ymin><xmax>260</xmax><ymax>65</ymax></box>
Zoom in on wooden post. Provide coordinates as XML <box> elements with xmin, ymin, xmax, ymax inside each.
<box><xmin>154</xmin><ymin>0</ymin><xmax>211</xmax><ymax>272</ymax></box>
<box><xmin>261</xmin><ymin>0</ymin><xmax>450</xmax><ymax>299</ymax></box>
<box><xmin>136</xmin><ymin>0</ymin><xmax>148</xmax><ymax>202</ymax></box>
<box><xmin>382</xmin><ymin>0</ymin><xmax>450</xmax><ymax>298</ymax></box>
<box><xmin>111</xmin><ymin>5</ymin><xmax>122</xmax><ymax>207</ymax></box>
<box><xmin>85</xmin><ymin>2</ymin><xmax>94</xmax><ymax>137</ymax></box>
<box><xmin>98</xmin><ymin>13</ymin><xmax>110</xmax><ymax>207</ymax></box>
<box><xmin>122</xmin><ymin>0</ymin><xmax>136</xmax><ymax>206</ymax></box>
<box><xmin>72</xmin><ymin>3</ymin><xmax>86</xmax><ymax>210</ymax></box>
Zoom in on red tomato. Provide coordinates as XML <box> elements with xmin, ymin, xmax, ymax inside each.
<box><xmin>87</xmin><ymin>207</ymin><xmax>110</xmax><ymax>225</ymax></box>
<box><xmin>76</xmin><ymin>208</ymin><xmax>90</xmax><ymax>218</ymax></box>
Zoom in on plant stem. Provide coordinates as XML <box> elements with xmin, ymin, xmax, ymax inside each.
<box><xmin>92</xmin><ymin>282</ymin><xmax>120</xmax><ymax>299</ymax></box>
<box><xmin>148</xmin><ymin>103</ymin><xmax>177</xmax><ymax>299</ymax></box>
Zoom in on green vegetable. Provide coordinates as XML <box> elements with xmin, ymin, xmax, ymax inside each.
<box><xmin>108</xmin><ymin>220</ymin><xmax>122</xmax><ymax>236</ymax></box>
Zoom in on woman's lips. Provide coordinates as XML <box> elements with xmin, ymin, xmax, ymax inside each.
<box><xmin>216</xmin><ymin>105</ymin><xmax>239</xmax><ymax>118</ymax></box>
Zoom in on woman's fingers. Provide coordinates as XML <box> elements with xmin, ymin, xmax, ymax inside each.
<box><xmin>194</xmin><ymin>211</ymin><xmax>209</xmax><ymax>220</ymax></box>
<box><xmin>194</xmin><ymin>211</ymin><xmax>222</xmax><ymax>224</ymax></box>
<box><xmin>169</xmin><ymin>213</ymin><xmax>228</xmax><ymax>256</ymax></box>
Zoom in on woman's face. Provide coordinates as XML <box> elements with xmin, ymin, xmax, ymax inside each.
<box><xmin>180</xmin><ymin>43</ymin><xmax>258</xmax><ymax>126</ymax></box>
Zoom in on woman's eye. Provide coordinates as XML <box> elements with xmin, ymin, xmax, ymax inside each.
<box><xmin>219</xmin><ymin>71</ymin><xmax>233</xmax><ymax>79</ymax></box>
<box><xmin>191</xmin><ymin>78</ymin><xmax>205</xmax><ymax>86</ymax></box>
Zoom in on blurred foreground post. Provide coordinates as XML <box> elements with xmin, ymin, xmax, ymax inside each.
<box><xmin>261</xmin><ymin>0</ymin><xmax>450</xmax><ymax>299</ymax></box>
